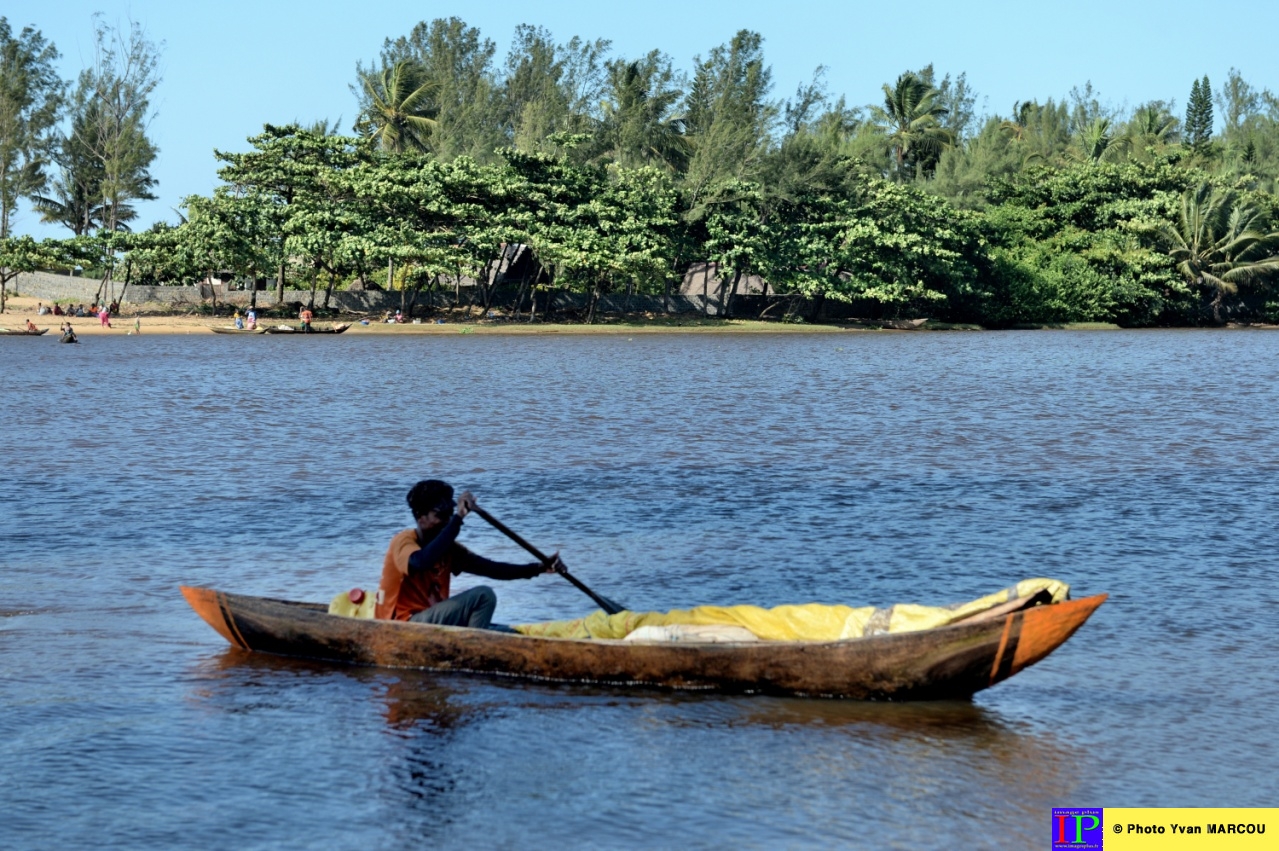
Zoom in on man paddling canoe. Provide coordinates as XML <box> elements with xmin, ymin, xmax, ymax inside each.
<box><xmin>376</xmin><ymin>479</ymin><xmax>561</xmax><ymax>629</ymax></box>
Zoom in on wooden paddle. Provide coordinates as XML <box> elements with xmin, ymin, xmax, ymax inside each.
<box><xmin>470</xmin><ymin>504</ymin><xmax>627</xmax><ymax>615</ymax></box>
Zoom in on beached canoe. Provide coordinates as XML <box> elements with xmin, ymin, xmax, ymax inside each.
<box><xmin>210</xmin><ymin>326</ymin><xmax>266</xmax><ymax>334</ymax></box>
<box><xmin>0</xmin><ymin>327</ymin><xmax>49</xmax><ymax>335</ymax></box>
<box><xmin>180</xmin><ymin>586</ymin><xmax>1105</xmax><ymax>699</ymax></box>
<box><xmin>263</xmin><ymin>323</ymin><xmax>350</xmax><ymax>334</ymax></box>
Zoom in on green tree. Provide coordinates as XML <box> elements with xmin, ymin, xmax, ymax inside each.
<box><xmin>983</xmin><ymin>157</ymin><xmax>1196</xmax><ymax>325</ymax></box>
<box><xmin>1073</xmin><ymin>117</ymin><xmax>1124</xmax><ymax>164</ymax></box>
<box><xmin>915</xmin><ymin>64</ymin><xmax>978</xmax><ymax>143</ymax></box>
<box><xmin>869</xmin><ymin>71</ymin><xmax>952</xmax><ymax>180</ymax></box>
<box><xmin>354</xmin><ymin>59</ymin><xmax>437</xmax><ymax>154</ymax></box>
<box><xmin>0</xmin><ymin>18</ymin><xmax>64</xmax><ymax>238</ymax></box>
<box><xmin>501</xmin><ymin>25</ymin><xmax>609</xmax><ymax>153</ymax></box>
<box><xmin>38</xmin><ymin>18</ymin><xmax>161</xmax><ymax>238</ymax></box>
<box><xmin>0</xmin><ymin>234</ymin><xmax>73</xmax><ymax>312</ymax></box>
<box><xmin>1158</xmin><ymin>182</ymin><xmax>1279</xmax><ymax>323</ymax></box>
<box><xmin>800</xmin><ymin>174</ymin><xmax>985</xmax><ymax>318</ymax></box>
<box><xmin>175</xmin><ymin>189</ymin><xmax>278</xmax><ymax>310</ymax></box>
<box><xmin>366</xmin><ymin>17</ymin><xmax>504</xmax><ymax>161</ymax></box>
<box><xmin>215</xmin><ymin>125</ymin><xmax>364</xmax><ymax>304</ymax></box>
<box><xmin>683</xmin><ymin>31</ymin><xmax>777</xmax><ymax>209</ymax></box>
<box><xmin>1216</xmin><ymin>68</ymin><xmax>1259</xmax><ymax>137</ymax></box>
<box><xmin>122</xmin><ymin>221</ymin><xmax>198</xmax><ymax>286</ymax></box>
<box><xmin>594</xmin><ymin>52</ymin><xmax>689</xmax><ymax>173</ymax></box>
<box><xmin>34</xmin><ymin>102</ymin><xmax>109</xmax><ymax>235</ymax></box>
<box><xmin>75</xmin><ymin>17</ymin><xmax>161</xmax><ymax>234</ymax></box>
<box><xmin>1185</xmin><ymin>76</ymin><xmax>1214</xmax><ymax>155</ymax></box>
<box><xmin>1125</xmin><ymin>102</ymin><xmax>1179</xmax><ymax>160</ymax></box>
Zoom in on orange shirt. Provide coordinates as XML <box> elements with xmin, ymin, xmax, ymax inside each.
<box><xmin>376</xmin><ymin>528</ymin><xmax>470</xmax><ymax>620</ymax></box>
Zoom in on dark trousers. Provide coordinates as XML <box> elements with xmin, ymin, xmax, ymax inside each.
<box><xmin>410</xmin><ymin>586</ymin><xmax>496</xmax><ymax>629</ymax></box>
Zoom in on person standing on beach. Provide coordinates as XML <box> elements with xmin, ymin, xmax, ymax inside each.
<box><xmin>376</xmin><ymin>480</ymin><xmax>561</xmax><ymax>629</ymax></box>
<box><xmin>300</xmin><ymin>307</ymin><xmax>313</xmax><ymax>333</ymax></box>
<box><xmin>98</xmin><ymin>305</ymin><xmax>111</xmax><ymax>328</ymax></box>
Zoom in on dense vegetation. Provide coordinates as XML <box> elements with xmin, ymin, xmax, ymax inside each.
<box><xmin>4</xmin><ymin>15</ymin><xmax>1279</xmax><ymax>324</ymax></box>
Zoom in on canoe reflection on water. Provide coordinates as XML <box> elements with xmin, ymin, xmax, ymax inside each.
<box><xmin>196</xmin><ymin>644</ymin><xmax>1080</xmax><ymax>752</ymax></box>
<box><xmin>191</xmin><ymin>648</ymin><xmax>1082</xmax><ymax>845</ymax></box>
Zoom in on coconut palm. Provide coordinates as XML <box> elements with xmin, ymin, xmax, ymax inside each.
<box><xmin>1072</xmin><ymin>117</ymin><xmax>1126</xmax><ymax>164</ymax></box>
<box><xmin>869</xmin><ymin>72</ymin><xmax>953</xmax><ymax>179</ymax></box>
<box><xmin>355</xmin><ymin>60</ymin><xmax>437</xmax><ymax>154</ymax></box>
<box><xmin>1158</xmin><ymin>182</ymin><xmax>1279</xmax><ymax>323</ymax></box>
<box><xmin>594</xmin><ymin>57</ymin><xmax>690</xmax><ymax>173</ymax></box>
<box><xmin>1127</xmin><ymin>104</ymin><xmax>1178</xmax><ymax>150</ymax></box>
<box><xmin>998</xmin><ymin>101</ymin><xmax>1034</xmax><ymax>142</ymax></box>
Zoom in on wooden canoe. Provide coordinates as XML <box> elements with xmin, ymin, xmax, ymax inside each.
<box><xmin>263</xmin><ymin>323</ymin><xmax>350</xmax><ymax>334</ymax></box>
<box><xmin>0</xmin><ymin>327</ymin><xmax>49</xmax><ymax>335</ymax></box>
<box><xmin>180</xmin><ymin>586</ymin><xmax>1106</xmax><ymax>700</ymax></box>
<box><xmin>210</xmin><ymin>326</ymin><xmax>266</xmax><ymax>334</ymax></box>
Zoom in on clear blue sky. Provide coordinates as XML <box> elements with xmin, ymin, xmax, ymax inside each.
<box><xmin>6</xmin><ymin>0</ymin><xmax>1277</xmax><ymax>238</ymax></box>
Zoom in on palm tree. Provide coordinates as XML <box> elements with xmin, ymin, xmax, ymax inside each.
<box><xmin>998</xmin><ymin>101</ymin><xmax>1033</xmax><ymax>142</ymax></box>
<box><xmin>869</xmin><ymin>72</ymin><xmax>953</xmax><ymax>179</ymax></box>
<box><xmin>1127</xmin><ymin>104</ymin><xmax>1178</xmax><ymax>152</ymax></box>
<box><xmin>595</xmin><ymin>58</ymin><xmax>690</xmax><ymax>173</ymax></box>
<box><xmin>1072</xmin><ymin>117</ymin><xmax>1125</xmax><ymax>164</ymax></box>
<box><xmin>1158</xmin><ymin>182</ymin><xmax>1279</xmax><ymax>323</ymax></box>
<box><xmin>355</xmin><ymin>60</ymin><xmax>437</xmax><ymax>154</ymax></box>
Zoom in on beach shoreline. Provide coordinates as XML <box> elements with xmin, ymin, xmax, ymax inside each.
<box><xmin>0</xmin><ymin>294</ymin><xmax>859</xmax><ymax>335</ymax></box>
<box><xmin>11</xmin><ymin>293</ymin><xmax>1273</xmax><ymax>334</ymax></box>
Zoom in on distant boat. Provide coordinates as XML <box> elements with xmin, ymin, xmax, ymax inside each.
<box><xmin>0</xmin><ymin>327</ymin><xmax>49</xmax><ymax>336</ymax></box>
<box><xmin>180</xmin><ymin>585</ymin><xmax>1106</xmax><ymax>700</ymax></box>
<box><xmin>209</xmin><ymin>326</ymin><xmax>267</xmax><ymax>335</ymax></box>
<box><xmin>264</xmin><ymin>323</ymin><xmax>350</xmax><ymax>335</ymax></box>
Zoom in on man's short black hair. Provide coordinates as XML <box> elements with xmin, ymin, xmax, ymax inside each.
<box><xmin>407</xmin><ymin>479</ymin><xmax>454</xmax><ymax>518</ymax></box>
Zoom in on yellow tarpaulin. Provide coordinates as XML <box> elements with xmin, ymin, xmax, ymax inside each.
<box><xmin>513</xmin><ymin>578</ymin><xmax>1069</xmax><ymax>641</ymax></box>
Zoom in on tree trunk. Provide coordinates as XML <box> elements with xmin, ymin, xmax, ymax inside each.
<box><xmin>276</xmin><ymin>260</ymin><xmax>285</xmax><ymax>306</ymax></box>
<box><xmin>96</xmin><ymin>264</ymin><xmax>113</xmax><ymax>306</ymax></box>
<box><xmin>323</xmin><ymin>269</ymin><xmax>336</xmax><ymax>311</ymax></box>
<box><xmin>808</xmin><ymin>291</ymin><xmax>827</xmax><ymax>323</ymax></box>
<box><xmin>117</xmin><ymin>260</ymin><xmax>133</xmax><ymax>308</ymax></box>
<box><xmin>528</xmin><ymin>263</ymin><xmax>545</xmax><ymax>323</ymax></box>
<box><xmin>723</xmin><ymin>269</ymin><xmax>743</xmax><ymax>319</ymax></box>
<box><xmin>586</xmin><ymin>282</ymin><xmax>601</xmax><ymax>324</ymax></box>
<box><xmin>512</xmin><ymin>276</ymin><xmax>529</xmax><ymax>321</ymax></box>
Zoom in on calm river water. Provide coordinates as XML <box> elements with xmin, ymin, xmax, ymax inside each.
<box><xmin>2</xmin><ymin>328</ymin><xmax>1277</xmax><ymax>849</ymax></box>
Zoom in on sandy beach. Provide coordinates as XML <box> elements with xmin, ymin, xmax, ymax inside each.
<box><xmin>0</xmin><ymin>294</ymin><xmax>851</xmax><ymax>335</ymax></box>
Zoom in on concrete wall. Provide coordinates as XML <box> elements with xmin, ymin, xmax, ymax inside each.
<box><xmin>15</xmin><ymin>270</ymin><xmax>855</xmax><ymax>318</ymax></box>
<box><xmin>680</xmin><ymin>261</ymin><xmax>771</xmax><ymax>298</ymax></box>
<box><xmin>10</xmin><ymin>271</ymin><xmax>108</xmax><ymax>303</ymax></box>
